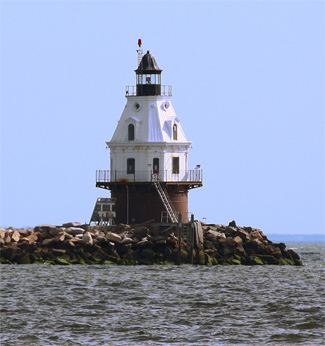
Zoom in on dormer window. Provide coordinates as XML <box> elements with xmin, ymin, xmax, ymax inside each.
<box><xmin>173</xmin><ymin>124</ymin><xmax>178</xmax><ymax>140</ymax></box>
<box><xmin>128</xmin><ymin>124</ymin><xmax>135</xmax><ymax>140</ymax></box>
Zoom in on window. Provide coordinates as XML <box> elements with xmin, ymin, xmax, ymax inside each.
<box><xmin>153</xmin><ymin>158</ymin><xmax>159</xmax><ymax>174</ymax></box>
<box><xmin>128</xmin><ymin>124</ymin><xmax>135</xmax><ymax>140</ymax></box>
<box><xmin>137</xmin><ymin>74</ymin><xmax>160</xmax><ymax>85</ymax></box>
<box><xmin>172</xmin><ymin>157</ymin><xmax>179</xmax><ymax>174</ymax></box>
<box><xmin>102</xmin><ymin>204</ymin><xmax>110</xmax><ymax>211</ymax></box>
<box><xmin>173</xmin><ymin>124</ymin><xmax>178</xmax><ymax>140</ymax></box>
<box><xmin>127</xmin><ymin>158</ymin><xmax>135</xmax><ymax>174</ymax></box>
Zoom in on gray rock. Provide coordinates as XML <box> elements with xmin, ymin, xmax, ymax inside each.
<box><xmin>20</xmin><ymin>233</ymin><xmax>38</xmax><ymax>244</ymax></box>
<box><xmin>62</xmin><ymin>222</ymin><xmax>82</xmax><ymax>228</ymax></box>
<box><xmin>42</xmin><ymin>238</ymin><xmax>55</xmax><ymax>246</ymax></box>
<box><xmin>17</xmin><ymin>229</ymin><xmax>31</xmax><ymax>236</ymax></box>
<box><xmin>35</xmin><ymin>224</ymin><xmax>58</xmax><ymax>233</ymax></box>
<box><xmin>106</xmin><ymin>232</ymin><xmax>122</xmax><ymax>243</ymax></box>
<box><xmin>233</xmin><ymin>236</ymin><xmax>243</xmax><ymax>244</ymax></box>
<box><xmin>206</xmin><ymin>229</ymin><xmax>226</xmax><ymax>240</ymax></box>
<box><xmin>136</xmin><ymin>237</ymin><xmax>149</xmax><ymax>246</ymax></box>
<box><xmin>82</xmin><ymin>232</ymin><xmax>93</xmax><ymax>245</ymax></box>
<box><xmin>121</xmin><ymin>237</ymin><xmax>133</xmax><ymax>244</ymax></box>
<box><xmin>133</xmin><ymin>226</ymin><xmax>149</xmax><ymax>238</ymax></box>
<box><xmin>65</xmin><ymin>227</ymin><xmax>85</xmax><ymax>236</ymax></box>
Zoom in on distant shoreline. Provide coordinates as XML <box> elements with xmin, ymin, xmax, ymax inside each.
<box><xmin>268</xmin><ymin>234</ymin><xmax>325</xmax><ymax>243</ymax></box>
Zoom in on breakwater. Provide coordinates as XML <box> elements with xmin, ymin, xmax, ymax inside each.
<box><xmin>0</xmin><ymin>221</ymin><xmax>302</xmax><ymax>265</ymax></box>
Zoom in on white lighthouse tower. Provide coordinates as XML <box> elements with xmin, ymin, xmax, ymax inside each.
<box><xmin>96</xmin><ymin>40</ymin><xmax>202</xmax><ymax>224</ymax></box>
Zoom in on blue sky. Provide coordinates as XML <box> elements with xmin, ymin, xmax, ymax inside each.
<box><xmin>0</xmin><ymin>0</ymin><xmax>324</xmax><ymax>234</ymax></box>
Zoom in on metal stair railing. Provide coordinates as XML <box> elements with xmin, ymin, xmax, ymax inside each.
<box><xmin>152</xmin><ymin>175</ymin><xmax>178</xmax><ymax>223</ymax></box>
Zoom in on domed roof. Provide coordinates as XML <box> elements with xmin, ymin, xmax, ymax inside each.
<box><xmin>135</xmin><ymin>50</ymin><xmax>162</xmax><ymax>74</ymax></box>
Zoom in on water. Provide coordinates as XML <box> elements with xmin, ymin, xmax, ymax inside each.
<box><xmin>1</xmin><ymin>242</ymin><xmax>324</xmax><ymax>345</ymax></box>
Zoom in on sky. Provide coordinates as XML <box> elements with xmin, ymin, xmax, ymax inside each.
<box><xmin>0</xmin><ymin>0</ymin><xmax>324</xmax><ymax>235</ymax></box>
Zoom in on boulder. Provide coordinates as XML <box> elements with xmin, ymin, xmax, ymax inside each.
<box><xmin>218</xmin><ymin>238</ymin><xmax>237</xmax><ymax>256</ymax></box>
<box><xmin>62</xmin><ymin>222</ymin><xmax>82</xmax><ymax>228</ymax></box>
<box><xmin>286</xmin><ymin>249</ymin><xmax>301</xmax><ymax>261</ymax></box>
<box><xmin>48</xmin><ymin>228</ymin><xmax>62</xmax><ymax>237</ymax></box>
<box><xmin>18</xmin><ymin>229</ymin><xmax>31</xmax><ymax>236</ymax></box>
<box><xmin>206</xmin><ymin>229</ymin><xmax>226</xmax><ymax>241</ymax></box>
<box><xmin>224</xmin><ymin>226</ymin><xmax>238</xmax><ymax>237</ymax></box>
<box><xmin>11</xmin><ymin>231</ymin><xmax>20</xmax><ymax>242</ymax></box>
<box><xmin>250</xmin><ymin>229</ymin><xmax>267</xmax><ymax>243</ymax></box>
<box><xmin>228</xmin><ymin>220</ymin><xmax>237</xmax><ymax>227</ymax></box>
<box><xmin>42</xmin><ymin>238</ymin><xmax>55</xmax><ymax>246</ymax></box>
<box><xmin>57</xmin><ymin>233</ymin><xmax>65</xmax><ymax>242</ymax></box>
<box><xmin>65</xmin><ymin>227</ymin><xmax>85</xmax><ymax>236</ymax></box>
<box><xmin>82</xmin><ymin>232</ymin><xmax>93</xmax><ymax>246</ymax></box>
<box><xmin>139</xmin><ymin>248</ymin><xmax>155</xmax><ymax>264</ymax></box>
<box><xmin>0</xmin><ymin>228</ymin><xmax>5</xmax><ymax>239</ymax></box>
<box><xmin>106</xmin><ymin>232</ymin><xmax>122</xmax><ymax>243</ymax></box>
<box><xmin>258</xmin><ymin>255</ymin><xmax>279</xmax><ymax>265</ymax></box>
<box><xmin>121</xmin><ymin>237</ymin><xmax>133</xmax><ymax>244</ymax></box>
<box><xmin>235</xmin><ymin>228</ymin><xmax>250</xmax><ymax>241</ymax></box>
<box><xmin>244</xmin><ymin>240</ymin><xmax>266</xmax><ymax>255</ymax></box>
<box><xmin>265</xmin><ymin>245</ymin><xmax>282</xmax><ymax>257</ymax></box>
<box><xmin>109</xmin><ymin>224</ymin><xmax>131</xmax><ymax>234</ymax></box>
<box><xmin>233</xmin><ymin>236</ymin><xmax>243</xmax><ymax>244</ymax></box>
<box><xmin>52</xmin><ymin>248</ymin><xmax>67</xmax><ymax>254</ymax></box>
<box><xmin>68</xmin><ymin>240</ymin><xmax>76</xmax><ymax>247</ymax></box>
<box><xmin>20</xmin><ymin>233</ymin><xmax>38</xmax><ymax>245</ymax></box>
<box><xmin>34</xmin><ymin>224</ymin><xmax>58</xmax><ymax>233</ymax></box>
<box><xmin>136</xmin><ymin>237</ymin><xmax>150</xmax><ymax>246</ymax></box>
<box><xmin>133</xmin><ymin>226</ymin><xmax>149</xmax><ymax>238</ymax></box>
<box><xmin>63</xmin><ymin>232</ymin><xmax>74</xmax><ymax>240</ymax></box>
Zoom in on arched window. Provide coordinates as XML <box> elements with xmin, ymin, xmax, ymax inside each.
<box><xmin>128</xmin><ymin>124</ymin><xmax>135</xmax><ymax>140</ymax></box>
<box><xmin>173</xmin><ymin>124</ymin><xmax>177</xmax><ymax>140</ymax></box>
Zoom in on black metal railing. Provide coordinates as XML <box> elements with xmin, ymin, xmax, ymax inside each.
<box><xmin>125</xmin><ymin>85</ymin><xmax>172</xmax><ymax>97</ymax></box>
<box><xmin>96</xmin><ymin>169</ymin><xmax>202</xmax><ymax>184</ymax></box>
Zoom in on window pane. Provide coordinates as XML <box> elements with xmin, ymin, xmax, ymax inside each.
<box><xmin>127</xmin><ymin>158</ymin><xmax>135</xmax><ymax>174</ymax></box>
<box><xmin>172</xmin><ymin>157</ymin><xmax>179</xmax><ymax>174</ymax></box>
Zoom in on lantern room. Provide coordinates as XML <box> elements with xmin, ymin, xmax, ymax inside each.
<box><xmin>135</xmin><ymin>50</ymin><xmax>162</xmax><ymax>96</ymax></box>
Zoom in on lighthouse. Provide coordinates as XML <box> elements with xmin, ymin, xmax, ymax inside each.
<box><xmin>96</xmin><ymin>41</ymin><xmax>202</xmax><ymax>224</ymax></box>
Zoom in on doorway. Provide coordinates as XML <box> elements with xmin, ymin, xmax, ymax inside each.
<box><xmin>153</xmin><ymin>158</ymin><xmax>159</xmax><ymax>174</ymax></box>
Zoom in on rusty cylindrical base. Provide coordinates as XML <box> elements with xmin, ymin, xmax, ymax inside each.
<box><xmin>111</xmin><ymin>183</ymin><xmax>189</xmax><ymax>224</ymax></box>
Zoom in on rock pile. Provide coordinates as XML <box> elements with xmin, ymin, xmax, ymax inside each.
<box><xmin>0</xmin><ymin>221</ymin><xmax>302</xmax><ymax>265</ymax></box>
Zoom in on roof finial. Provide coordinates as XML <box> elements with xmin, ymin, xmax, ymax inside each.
<box><xmin>136</xmin><ymin>38</ymin><xmax>143</xmax><ymax>67</ymax></box>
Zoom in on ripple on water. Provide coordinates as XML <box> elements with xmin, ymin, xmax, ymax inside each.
<box><xmin>1</xmin><ymin>243</ymin><xmax>324</xmax><ymax>345</ymax></box>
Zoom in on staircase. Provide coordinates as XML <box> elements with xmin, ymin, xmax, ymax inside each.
<box><xmin>152</xmin><ymin>177</ymin><xmax>178</xmax><ymax>223</ymax></box>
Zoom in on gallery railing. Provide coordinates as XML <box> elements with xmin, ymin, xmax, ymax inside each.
<box><xmin>96</xmin><ymin>169</ymin><xmax>203</xmax><ymax>184</ymax></box>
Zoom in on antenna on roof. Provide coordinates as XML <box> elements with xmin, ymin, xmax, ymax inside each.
<box><xmin>136</xmin><ymin>38</ymin><xmax>143</xmax><ymax>67</ymax></box>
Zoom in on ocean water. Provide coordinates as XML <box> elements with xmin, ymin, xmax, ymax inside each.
<box><xmin>0</xmin><ymin>242</ymin><xmax>324</xmax><ymax>345</ymax></box>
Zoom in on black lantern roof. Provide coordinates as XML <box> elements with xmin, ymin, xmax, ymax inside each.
<box><xmin>135</xmin><ymin>50</ymin><xmax>162</xmax><ymax>74</ymax></box>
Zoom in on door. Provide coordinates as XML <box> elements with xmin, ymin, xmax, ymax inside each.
<box><xmin>153</xmin><ymin>158</ymin><xmax>159</xmax><ymax>174</ymax></box>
